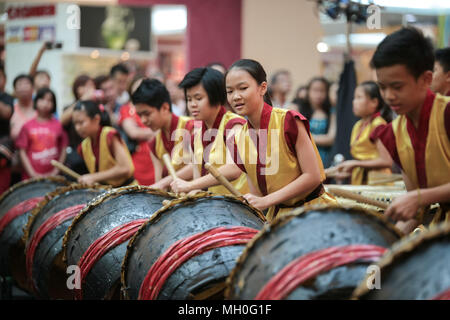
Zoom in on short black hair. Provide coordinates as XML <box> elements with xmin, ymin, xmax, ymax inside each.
<box><xmin>73</xmin><ymin>100</ymin><xmax>111</xmax><ymax>127</ymax></box>
<box><xmin>110</xmin><ymin>63</ymin><xmax>129</xmax><ymax>77</ymax></box>
<box><xmin>227</xmin><ymin>59</ymin><xmax>272</xmax><ymax>106</ymax></box>
<box><xmin>178</xmin><ymin>67</ymin><xmax>226</xmax><ymax>107</ymax></box>
<box><xmin>34</xmin><ymin>87</ymin><xmax>57</xmax><ymax>114</ymax></box>
<box><xmin>435</xmin><ymin>47</ymin><xmax>450</xmax><ymax>73</ymax></box>
<box><xmin>94</xmin><ymin>74</ymin><xmax>111</xmax><ymax>89</ymax></box>
<box><xmin>13</xmin><ymin>74</ymin><xmax>33</xmax><ymax>89</ymax></box>
<box><xmin>371</xmin><ymin>27</ymin><xmax>434</xmax><ymax>79</ymax></box>
<box><xmin>131</xmin><ymin>78</ymin><xmax>172</xmax><ymax>111</ymax></box>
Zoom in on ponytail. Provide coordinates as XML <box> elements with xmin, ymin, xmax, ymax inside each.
<box><xmin>74</xmin><ymin>100</ymin><xmax>111</xmax><ymax>127</ymax></box>
<box><xmin>359</xmin><ymin>81</ymin><xmax>392</xmax><ymax>123</ymax></box>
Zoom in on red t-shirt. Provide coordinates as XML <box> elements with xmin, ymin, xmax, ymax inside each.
<box><xmin>118</xmin><ymin>103</ymin><xmax>155</xmax><ymax>185</ymax></box>
<box><xmin>16</xmin><ymin>117</ymin><xmax>68</xmax><ymax>179</ymax></box>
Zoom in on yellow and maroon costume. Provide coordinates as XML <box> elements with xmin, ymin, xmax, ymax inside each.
<box><xmin>79</xmin><ymin>126</ymin><xmax>137</xmax><ymax>187</ymax></box>
<box><xmin>150</xmin><ymin>114</ymin><xmax>194</xmax><ymax>175</ymax></box>
<box><xmin>231</xmin><ymin>103</ymin><xmax>336</xmax><ymax>221</ymax></box>
<box><xmin>374</xmin><ymin>90</ymin><xmax>450</xmax><ymax>225</ymax></box>
<box><xmin>192</xmin><ymin>106</ymin><xmax>249</xmax><ymax>196</ymax></box>
<box><xmin>350</xmin><ymin>112</ymin><xmax>390</xmax><ymax>185</ymax></box>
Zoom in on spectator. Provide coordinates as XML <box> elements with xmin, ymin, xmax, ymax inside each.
<box><xmin>110</xmin><ymin>63</ymin><xmax>131</xmax><ymax>106</ymax></box>
<box><xmin>269</xmin><ymin>70</ymin><xmax>293</xmax><ymax>109</ymax></box>
<box><xmin>299</xmin><ymin>77</ymin><xmax>337</xmax><ymax>167</ymax></box>
<box><xmin>166</xmin><ymin>78</ymin><xmax>187</xmax><ymax>116</ymax></box>
<box><xmin>94</xmin><ymin>75</ymin><xmax>120</xmax><ymax>127</ymax></box>
<box><xmin>0</xmin><ymin>64</ymin><xmax>14</xmax><ymax>193</ymax></box>
<box><xmin>431</xmin><ymin>47</ymin><xmax>450</xmax><ymax>96</ymax></box>
<box><xmin>10</xmin><ymin>74</ymin><xmax>36</xmax><ymax>141</ymax></box>
<box><xmin>206</xmin><ymin>62</ymin><xmax>226</xmax><ymax>75</ymax></box>
<box><xmin>16</xmin><ymin>88</ymin><xmax>67</xmax><ymax>180</ymax></box>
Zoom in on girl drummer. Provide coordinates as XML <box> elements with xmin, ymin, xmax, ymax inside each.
<box><xmin>167</xmin><ymin>67</ymin><xmax>249</xmax><ymax>195</ymax></box>
<box><xmin>171</xmin><ymin>59</ymin><xmax>335</xmax><ymax>221</ymax></box>
<box><xmin>336</xmin><ymin>81</ymin><xmax>393</xmax><ymax>184</ymax></box>
<box><xmin>72</xmin><ymin>100</ymin><xmax>136</xmax><ymax>187</ymax></box>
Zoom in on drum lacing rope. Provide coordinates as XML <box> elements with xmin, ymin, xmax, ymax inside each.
<box><xmin>432</xmin><ymin>288</ymin><xmax>450</xmax><ymax>300</ymax></box>
<box><xmin>75</xmin><ymin>219</ymin><xmax>147</xmax><ymax>300</ymax></box>
<box><xmin>26</xmin><ymin>204</ymin><xmax>86</xmax><ymax>293</ymax></box>
<box><xmin>0</xmin><ymin>197</ymin><xmax>45</xmax><ymax>236</ymax></box>
<box><xmin>138</xmin><ymin>226</ymin><xmax>259</xmax><ymax>300</ymax></box>
<box><xmin>255</xmin><ymin>244</ymin><xmax>387</xmax><ymax>300</ymax></box>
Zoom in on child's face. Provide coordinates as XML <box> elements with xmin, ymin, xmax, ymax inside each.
<box><xmin>186</xmin><ymin>83</ymin><xmax>215</xmax><ymax>121</ymax></box>
<box><xmin>353</xmin><ymin>86</ymin><xmax>377</xmax><ymax>118</ymax></box>
<box><xmin>34</xmin><ymin>73</ymin><xmax>50</xmax><ymax>91</ymax></box>
<box><xmin>431</xmin><ymin>61</ymin><xmax>449</xmax><ymax>95</ymax></box>
<box><xmin>376</xmin><ymin>64</ymin><xmax>432</xmax><ymax>116</ymax></box>
<box><xmin>14</xmin><ymin>78</ymin><xmax>33</xmax><ymax>101</ymax></box>
<box><xmin>36</xmin><ymin>92</ymin><xmax>54</xmax><ymax>116</ymax></box>
<box><xmin>72</xmin><ymin>110</ymin><xmax>100</xmax><ymax>139</ymax></box>
<box><xmin>226</xmin><ymin>68</ymin><xmax>267</xmax><ymax>116</ymax></box>
<box><xmin>308</xmin><ymin>80</ymin><xmax>327</xmax><ymax>109</ymax></box>
<box><xmin>135</xmin><ymin>103</ymin><xmax>165</xmax><ymax>131</ymax></box>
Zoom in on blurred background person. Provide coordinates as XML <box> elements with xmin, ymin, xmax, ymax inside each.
<box><xmin>431</xmin><ymin>47</ymin><xmax>450</xmax><ymax>96</ymax></box>
<box><xmin>111</xmin><ymin>63</ymin><xmax>131</xmax><ymax>106</ymax></box>
<box><xmin>269</xmin><ymin>69</ymin><xmax>293</xmax><ymax>109</ymax></box>
<box><xmin>94</xmin><ymin>75</ymin><xmax>120</xmax><ymax>127</ymax></box>
<box><xmin>16</xmin><ymin>88</ymin><xmax>67</xmax><ymax>180</ymax></box>
<box><xmin>0</xmin><ymin>63</ymin><xmax>14</xmax><ymax>193</ymax></box>
<box><xmin>298</xmin><ymin>77</ymin><xmax>336</xmax><ymax>168</ymax></box>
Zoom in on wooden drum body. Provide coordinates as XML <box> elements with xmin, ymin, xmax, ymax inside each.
<box><xmin>226</xmin><ymin>204</ymin><xmax>401</xmax><ymax>300</ymax></box>
<box><xmin>122</xmin><ymin>192</ymin><xmax>265</xmax><ymax>300</ymax></box>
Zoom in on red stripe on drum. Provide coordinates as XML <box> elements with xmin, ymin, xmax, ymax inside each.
<box><xmin>26</xmin><ymin>204</ymin><xmax>86</xmax><ymax>293</ymax></box>
<box><xmin>255</xmin><ymin>245</ymin><xmax>387</xmax><ymax>300</ymax></box>
<box><xmin>0</xmin><ymin>197</ymin><xmax>44</xmax><ymax>236</ymax></box>
<box><xmin>138</xmin><ymin>226</ymin><xmax>259</xmax><ymax>300</ymax></box>
<box><xmin>75</xmin><ymin>219</ymin><xmax>148</xmax><ymax>300</ymax></box>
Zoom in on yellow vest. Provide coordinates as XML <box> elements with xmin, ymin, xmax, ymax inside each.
<box><xmin>193</xmin><ymin>110</ymin><xmax>249</xmax><ymax>195</ymax></box>
<box><xmin>393</xmin><ymin>93</ymin><xmax>450</xmax><ymax>225</ymax></box>
<box><xmin>235</xmin><ymin>105</ymin><xmax>336</xmax><ymax>221</ymax></box>
<box><xmin>81</xmin><ymin>126</ymin><xmax>135</xmax><ymax>187</ymax></box>
<box><xmin>350</xmin><ymin>115</ymin><xmax>391</xmax><ymax>185</ymax></box>
<box><xmin>154</xmin><ymin>115</ymin><xmax>193</xmax><ymax>172</ymax></box>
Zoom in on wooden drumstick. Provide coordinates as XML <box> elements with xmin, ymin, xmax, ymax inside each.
<box><xmin>327</xmin><ymin>186</ymin><xmax>388</xmax><ymax>210</ymax></box>
<box><xmin>205</xmin><ymin>162</ymin><xmax>242</xmax><ymax>197</ymax></box>
<box><xmin>51</xmin><ymin>160</ymin><xmax>81</xmax><ymax>180</ymax></box>
<box><xmin>162</xmin><ymin>153</ymin><xmax>178</xmax><ymax>180</ymax></box>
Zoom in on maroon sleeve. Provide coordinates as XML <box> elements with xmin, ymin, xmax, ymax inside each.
<box><xmin>224</xmin><ymin>118</ymin><xmax>246</xmax><ymax>131</ymax></box>
<box><xmin>369</xmin><ymin>123</ymin><xmax>387</xmax><ymax>143</ymax></box>
<box><xmin>223</xmin><ymin>117</ymin><xmax>246</xmax><ymax>146</ymax></box>
<box><xmin>284</xmin><ymin>110</ymin><xmax>309</xmax><ymax>154</ymax></box>
<box><xmin>371</xmin><ymin>123</ymin><xmax>402</xmax><ymax>170</ymax></box>
<box><xmin>445</xmin><ymin>102</ymin><xmax>450</xmax><ymax>140</ymax></box>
